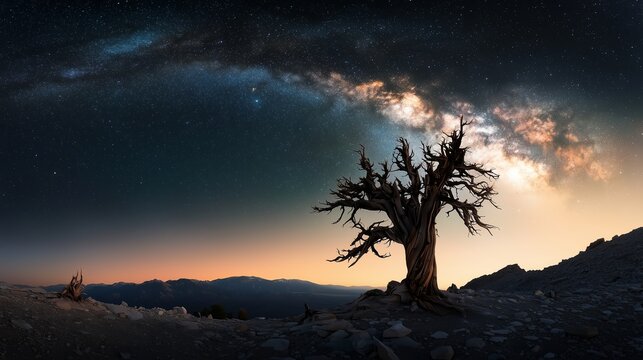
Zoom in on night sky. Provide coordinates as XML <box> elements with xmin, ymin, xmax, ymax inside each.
<box><xmin>1</xmin><ymin>1</ymin><xmax>641</xmax><ymax>287</ymax></box>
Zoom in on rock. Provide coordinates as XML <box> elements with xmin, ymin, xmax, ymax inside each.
<box><xmin>565</xmin><ymin>325</ymin><xmax>599</xmax><ymax>338</ymax></box>
<box><xmin>534</xmin><ymin>290</ymin><xmax>544</xmax><ymax>296</ymax></box>
<box><xmin>447</xmin><ymin>283</ymin><xmax>459</xmax><ymax>293</ymax></box>
<box><xmin>351</xmin><ymin>332</ymin><xmax>373</xmax><ymax>355</ymax></box>
<box><xmin>383</xmin><ymin>323</ymin><xmax>412</xmax><ymax>338</ymax></box>
<box><xmin>373</xmin><ymin>337</ymin><xmax>400</xmax><ymax>360</ymax></box>
<box><xmin>126</xmin><ymin>310</ymin><xmax>143</xmax><ymax>321</ymax></box>
<box><xmin>430</xmin><ymin>345</ymin><xmax>454</xmax><ymax>360</ymax></box>
<box><xmin>489</xmin><ymin>336</ymin><xmax>507</xmax><ymax>343</ymax></box>
<box><xmin>389</xmin><ymin>283</ymin><xmax>412</xmax><ymax>304</ymax></box>
<box><xmin>261</xmin><ymin>338</ymin><xmax>289</xmax><ymax>352</ymax></box>
<box><xmin>120</xmin><ymin>301</ymin><xmax>128</xmax><ymax>307</ymax></box>
<box><xmin>465</xmin><ymin>337</ymin><xmax>486</xmax><ymax>349</ymax></box>
<box><xmin>119</xmin><ymin>352</ymin><xmax>131</xmax><ymax>359</ymax></box>
<box><xmin>11</xmin><ymin>319</ymin><xmax>32</xmax><ymax>330</ymax></box>
<box><xmin>386</xmin><ymin>281</ymin><xmax>401</xmax><ymax>293</ymax></box>
<box><xmin>409</xmin><ymin>302</ymin><xmax>419</xmax><ymax>312</ymax></box>
<box><xmin>544</xmin><ymin>352</ymin><xmax>556</xmax><ymax>359</ymax></box>
<box><xmin>523</xmin><ymin>335</ymin><xmax>539</xmax><ymax>341</ymax></box>
<box><xmin>327</xmin><ymin>330</ymin><xmax>349</xmax><ymax>341</ymax></box>
<box><xmin>430</xmin><ymin>331</ymin><xmax>449</xmax><ymax>339</ymax></box>
<box><xmin>173</xmin><ymin>306</ymin><xmax>188</xmax><ymax>315</ymax></box>
<box><xmin>586</xmin><ymin>238</ymin><xmax>605</xmax><ymax>250</ymax></box>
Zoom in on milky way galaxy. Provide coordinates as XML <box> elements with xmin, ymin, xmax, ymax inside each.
<box><xmin>1</xmin><ymin>1</ymin><xmax>641</xmax><ymax>287</ymax></box>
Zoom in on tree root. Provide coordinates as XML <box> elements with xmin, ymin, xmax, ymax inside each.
<box><xmin>60</xmin><ymin>271</ymin><xmax>83</xmax><ymax>302</ymax></box>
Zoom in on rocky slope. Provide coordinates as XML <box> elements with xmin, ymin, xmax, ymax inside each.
<box><xmin>463</xmin><ymin>227</ymin><xmax>643</xmax><ymax>293</ymax></box>
<box><xmin>2</xmin><ymin>279</ymin><xmax>642</xmax><ymax>359</ymax></box>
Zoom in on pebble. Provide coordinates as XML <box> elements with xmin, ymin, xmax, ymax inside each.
<box><xmin>430</xmin><ymin>331</ymin><xmax>449</xmax><ymax>339</ymax></box>
<box><xmin>430</xmin><ymin>345</ymin><xmax>454</xmax><ymax>360</ymax></box>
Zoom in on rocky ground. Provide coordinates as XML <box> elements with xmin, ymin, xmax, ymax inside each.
<box><xmin>1</xmin><ymin>280</ymin><xmax>642</xmax><ymax>360</ymax></box>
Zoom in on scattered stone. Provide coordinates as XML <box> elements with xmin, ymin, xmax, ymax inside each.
<box><xmin>565</xmin><ymin>325</ymin><xmax>599</xmax><ymax>338</ymax></box>
<box><xmin>430</xmin><ymin>331</ymin><xmax>449</xmax><ymax>339</ymax></box>
<box><xmin>383</xmin><ymin>323</ymin><xmax>412</xmax><ymax>338</ymax></box>
<box><xmin>430</xmin><ymin>345</ymin><xmax>454</xmax><ymax>360</ymax></box>
<box><xmin>373</xmin><ymin>337</ymin><xmax>400</xmax><ymax>360</ymax></box>
<box><xmin>489</xmin><ymin>336</ymin><xmax>507</xmax><ymax>343</ymax></box>
<box><xmin>465</xmin><ymin>337</ymin><xmax>486</xmax><ymax>349</ymax></box>
<box><xmin>11</xmin><ymin>319</ymin><xmax>32</xmax><ymax>330</ymax></box>
<box><xmin>261</xmin><ymin>338</ymin><xmax>289</xmax><ymax>352</ymax></box>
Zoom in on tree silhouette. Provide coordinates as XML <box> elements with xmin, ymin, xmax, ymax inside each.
<box><xmin>314</xmin><ymin>116</ymin><xmax>498</xmax><ymax>313</ymax></box>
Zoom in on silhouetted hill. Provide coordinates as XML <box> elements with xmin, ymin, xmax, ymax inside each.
<box><xmin>45</xmin><ymin>276</ymin><xmax>372</xmax><ymax>318</ymax></box>
<box><xmin>464</xmin><ymin>227</ymin><xmax>643</xmax><ymax>292</ymax></box>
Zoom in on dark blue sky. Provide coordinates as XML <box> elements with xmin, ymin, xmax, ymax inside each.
<box><xmin>1</xmin><ymin>0</ymin><xmax>641</xmax><ymax>239</ymax></box>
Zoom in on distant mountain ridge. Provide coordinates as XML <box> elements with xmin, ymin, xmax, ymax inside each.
<box><xmin>463</xmin><ymin>227</ymin><xmax>643</xmax><ymax>292</ymax></box>
<box><xmin>44</xmin><ymin>276</ymin><xmax>373</xmax><ymax>318</ymax></box>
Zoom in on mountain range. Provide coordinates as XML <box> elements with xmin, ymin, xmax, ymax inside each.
<box><xmin>44</xmin><ymin>276</ymin><xmax>372</xmax><ymax>318</ymax></box>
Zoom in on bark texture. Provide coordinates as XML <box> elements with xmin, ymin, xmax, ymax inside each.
<box><xmin>314</xmin><ymin>116</ymin><xmax>498</xmax><ymax>313</ymax></box>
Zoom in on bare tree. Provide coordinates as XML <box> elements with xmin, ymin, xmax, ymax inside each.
<box><xmin>314</xmin><ymin>116</ymin><xmax>498</xmax><ymax>313</ymax></box>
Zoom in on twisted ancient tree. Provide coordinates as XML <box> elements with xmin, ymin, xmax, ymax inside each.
<box><xmin>314</xmin><ymin>116</ymin><xmax>498</xmax><ymax>313</ymax></box>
